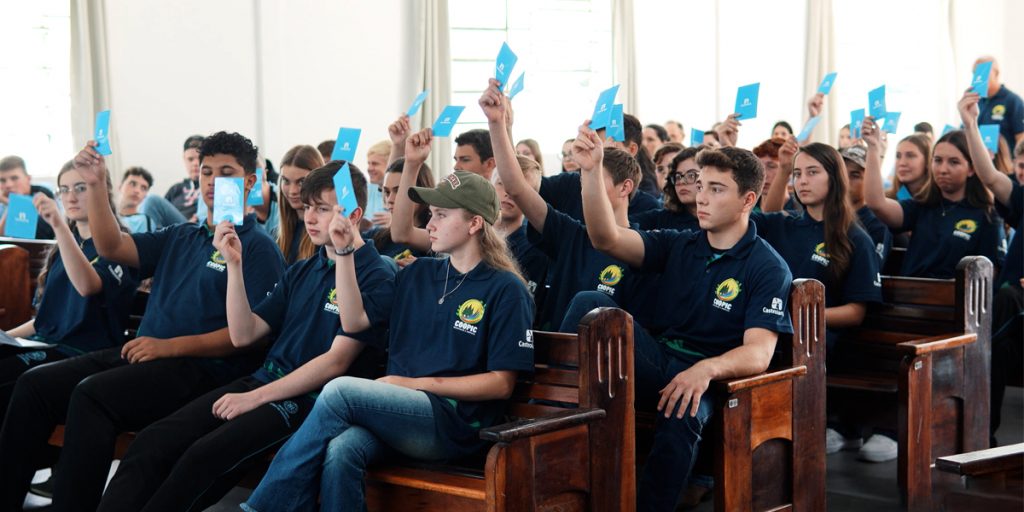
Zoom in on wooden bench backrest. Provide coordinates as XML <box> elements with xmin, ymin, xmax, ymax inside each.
<box><xmin>0</xmin><ymin>237</ymin><xmax>56</xmax><ymax>300</ymax></box>
<box><xmin>0</xmin><ymin>245</ymin><xmax>32</xmax><ymax>330</ymax></box>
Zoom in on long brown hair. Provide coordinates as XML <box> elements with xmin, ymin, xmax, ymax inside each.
<box><xmin>886</xmin><ymin>134</ymin><xmax>933</xmax><ymax>199</ymax></box>
<box><xmin>372</xmin><ymin>157</ymin><xmax>435</xmax><ymax>250</ymax></box>
<box><xmin>467</xmin><ymin>211</ymin><xmax>526</xmax><ymax>285</ymax></box>
<box><xmin>277</xmin><ymin>145</ymin><xmax>323</xmax><ymax>261</ymax></box>
<box><xmin>796</xmin><ymin>143</ymin><xmax>857</xmax><ymax>286</ymax></box>
<box><xmin>917</xmin><ymin>130</ymin><xmax>994</xmax><ymax>218</ymax></box>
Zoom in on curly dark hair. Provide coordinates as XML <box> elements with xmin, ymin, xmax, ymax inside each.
<box><xmin>199</xmin><ymin>131</ymin><xmax>259</xmax><ymax>174</ymax></box>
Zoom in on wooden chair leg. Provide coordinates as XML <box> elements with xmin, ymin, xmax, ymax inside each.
<box><xmin>715</xmin><ymin>389</ymin><xmax>752</xmax><ymax>512</ymax></box>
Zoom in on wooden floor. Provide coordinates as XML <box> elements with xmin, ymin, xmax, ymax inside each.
<box><xmin>24</xmin><ymin>387</ymin><xmax>1023</xmax><ymax>511</ymax></box>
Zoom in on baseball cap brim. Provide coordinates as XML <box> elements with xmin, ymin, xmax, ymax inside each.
<box><xmin>408</xmin><ymin>186</ymin><xmax>462</xmax><ymax>210</ymax></box>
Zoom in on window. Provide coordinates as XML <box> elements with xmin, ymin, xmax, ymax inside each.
<box><xmin>0</xmin><ymin>1</ymin><xmax>71</xmax><ymax>182</ymax></box>
<box><xmin>449</xmin><ymin>0</ymin><xmax>613</xmax><ymax>174</ymax></box>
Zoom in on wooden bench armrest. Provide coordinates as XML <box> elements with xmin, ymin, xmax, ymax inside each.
<box><xmin>715</xmin><ymin>365</ymin><xmax>808</xmax><ymax>393</ymax></box>
<box><xmin>935</xmin><ymin>443</ymin><xmax>1024</xmax><ymax>477</ymax></box>
<box><xmin>896</xmin><ymin>333</ymin><xmax>976</xmax><ymax>356</ymax></box>
<box><xmin>479</xmin><ymin>408</ymin><xmax>606</xmax><ymax>443</ymax></box>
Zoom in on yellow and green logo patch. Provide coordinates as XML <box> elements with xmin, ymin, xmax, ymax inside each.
<box><xmin>954</xmin><ymin>219</ymin><xmax>977</xmax><ymax>234</ymax></box>
<box><xmin>457</xmin><ymin>299</ymin><xmax>485</xmax><ymax>324</ymax></box>
<box><xmin>599</xmin><ymin>265</ymin><xmax>624</xmax><ymax>286</ymax></box>
<box><xmin>715</xmin><ymin>278</ymin><xmax>741</xmax><ymax>302</ymax></box>
<box><xmin>814</xmin><ymin>242</ymin><xmax>828</xmax><ymax>258</ymax></box>
<box><xmin>210</xmin><ymin>250</ymin><xmax>227</xmax><ymax>265</ymax></box>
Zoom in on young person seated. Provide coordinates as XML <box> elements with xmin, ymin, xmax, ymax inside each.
<box><xmin>885</xmin><ymin>134</ymin><xmax>932</xmax><ymax>201</ymax></box>
<box><xmin>565</xmin><ymin>122</ymin><xmax>793</xmax><ymax>512</ymax></box>
<box><xmin>652</xmin><ymin>142</ymin><xmax>684</xmax><ymax>192</ymax></box>
<box><xmin>0</xmin><ymin>155</ymin><xmax>56</xmax><ymax>240</ymax></box>
<box><xmin>96</xmin><ymin>162</ymin><xmax>394</xmax><ymax>512</ymax></box>
<box><xmin>363</xmin><ymin>140</ymin><xmax>392</xmax><ymax>228</ymax></box>
<box><xmin>454</xmin><ymin>128</ymin><xmax>497</xmax><ymax>180</ymax></box>
<box><xmin>164</xmin><ymin>135</ymin><xmax>204</xmax><ymax>221</ymax></box>
<box><xmin>278</xmin><ymin>145</ymin><xmax>324</xmax><ymax>264</ymax></box>
<box><xmin>561</xmin><ymin>138</ymin><xmax>580</xmax><ymax>172</ymax></box>
<box><xmin>863</xmin><ymin>119</ymin><xmax>1006</xmax><ymax>278</ymax></box>
<box><xmin>643</xmin><ymin>123</ymin><xmax>670</xmax><ymax>157</ymax></box>
<box><xmin>368</xmin><ymin>156</ymin><xmax>435</xmax><ymax>265</ymax></box>
<box><xmin>0</xmin><ymin>132</ymin><xmax>284</xmax><ymax>511</ymax></box>
<box><xmin>631</xmin><ymin>146</ymin><xmax>704</xmax><ymax>231</ymax></box>
<box><xmin>516</xmin><ymin>138</ymin><xmax>544</xmax><ymax>171</ymax></box>
<box><xmin>838</xmin><ymin>145</ymin><xmax>892</xmax><ymax>265</ymax></box>
<box><xmin>117</xmin><ymin>167</ymin><xmax>187</xmax><ymax>233</ymax></box>
<box><xmin>0</xmin><ymin>161</ymin><xmax>138</xmax><ymax>420</ymax></box>
<box><xmin>241</xmin><ymin>136</ymin><xmax>534</xmax><ymax>512</ymax></box>
<box><xmin>478</xmin><ymin>80</ymin><xmax>643</xmax><ymax>331</ymax></box>
<box><xmin>752</xmin><ymin>137</ymin><xmax>801</xmax><ymax>213</ymax></box>
<box><xmin>772</xmin><ymin>120</ymin><xmax>794</xmax><ymax>140</ymax></box>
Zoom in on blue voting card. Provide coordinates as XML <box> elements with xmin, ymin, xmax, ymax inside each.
<box><xmin>407</xmin><ymin>90</ymin><xmax>429</xmax><ymax>117</ymax></box>
<box><xmin>495</xmin><ymin>42</ymin><xmax>518</xmax><ymax>86</ymax></box>
<box><xmin>432</xmin><ymin>106</ymin><xmax>465</xmax><ymax>137</ymax></box>
<box><xmin>330</xmin><ymin>127</ymin><xmax>361</xmax><ymax>163</ymax></box>
<box><xmin>972</xmin><ymin>61</ymin><xmax>992</xmax><ymax>98</ymax></box>
<box><xmin>606</xmin><ymin>104</ymin><xmax>625</xmax><ymax>142</ymax></box>
<box><xmin>868</xmin><ymin>85</ymin><xmax>887</xmax><ymax>120</ymax></box>
<box><xmin>817</xmin><ymin>72</ymin><xmax>838</xmax><ymax>94</ymax></box>
<box><xmin>333</xmin><ymin>162</ymin><xmax>359</xmax><ymax>215</ymax></box>
<box><xmin>850</xmin><ymin>109</ymin><xmax>866</xmax><ymax>139</ymax></box>
<box><xmin>508</xmin><ymin>73</ymin><xmax>525</xmax><ymax>99</ymax></box>
<box><xmin>734</xmin><ymin>83</ymin><xmax>760</xmax><ymax>120</ymax></box>
<box><xmin>690</xmin><ymin>128</ymin><xmax>704</xmax><ymax>146</ymax></box>
<box><xmin>94</xmin><ymin>110</ymin><xmax>112</xmax><ymax>156</ymax></box>
<box><xmin>247</xmin><ymin>169</ymin><xmax>264</xmax><ymax>206</ymax></box>
<box><xmin>796</xmin><ymin>116</ymin><xmax>821</xmax><ymax>143</ymax></box>
<box><xmin>979</xmin><ymin>124</ymin><xmax>1000</xmax><ymax>153</ymax></box>
<box><xmin>589</xmin><ymin>84</ymin><xmax>620</xmax><ymax>129</ymax></box>
<box><xmin>882</xmin><ymin>112</ymin><xmax>901</xmax><ymax>133</ymax></box>
<box><xmin>4</xmin><ymin>194</ymin><xmax>37</xmax><ymax>239</ymax></box>
<box><xmin>213</xmin><ymin>177</ymin><xmax>245</xmax><ymax>226</ymax></box>
<box><xmin>941</xmin><ymin>124</ymin><xmax>956</xmax><ymax>137</ymax></box>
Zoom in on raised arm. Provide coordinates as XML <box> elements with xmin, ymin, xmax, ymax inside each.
<box><xmin>214</xmin><ymin>221</ymin><xmax>272</xmax><ymax>348</ymax></box>
<box><xmin>958</xmin><ymin>90</ymin><xmax>1013</xmax><ymax>205</ymax></box>
<box><xmin>389</xmin><ymin>130</ymin><xmax>432</xmax><ymax>251</ymax></box>
<box><xmin>715</xmin><ymin>114</ymin><xmax>741</xmax><ymax>148</ymax></box>
<box><xmin>479</xmin><ymin>79</ymin><xmax>549</xmax><ymax>232</ymax></box>
<box><xmin>861</xmin><ymin>118</ymin><xmax>905</xmax><ymax>228</ymax></box>
<box><xmin>73</xmin><ymin>142</ymin><xmax>140</xmax><ymax>267</ymax></box>
<box><xmin>329</xmin><ymin>207</ymin><xmax>373</xmax><ymax>333</ymax></box>
<box><xmin>386</xmin><ymin>115</ymin><xmax>411</xmax><ymax>168</ymax></box>
<box><xmin>762</xmin><ymin>135</ymin><xmax>798</xmax><ymax>213</ymax></box>
<box><xmin>33</xmin><ymin>193</ymin><xmax>103</xmax><ymax>296</ymax></box>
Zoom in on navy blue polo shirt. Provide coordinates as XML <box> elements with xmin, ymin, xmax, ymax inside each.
<box><xmin>995</xmin><ymin>180</ymin><xmax>1023</xmax><ymax>287</ymax></box>
<box><xmin>978</xmin><ymin>85</ymin><xmax>1024</xmax><ymax>146</ymax></box>
<box><xmin>539</xmin><ymin>172</ymin><xmax>662</xmax><ymax>222</ymax></box>
<box><xmin>528</xmin><ymin>205</ymin><xmax>641</xmax><ymax>330</ymax></box>
<box><xmin>897</xmin><ymin>199</ymin><xmax>1006</xmax><ymax>278</ymax></box>
<box><xmin>630</xmin><ymin>207</ymin><xmax>699</xmax><ymax>231</ymax></box>
<box><xmin>857</xmin><ymin>206</ymin><xmax>893</xmax><ymax>267</ymax></box>
<box><xmin>251</xmin><ymin>243</ymin><xmax>395</xmax><ymax>384</ymax></box>
<box><xmin>387</xmin><ymin>257</ymin><xmax>534</xmax><ymax>456</ymax></box>
<box><xmin>638</xmin><ymin>221</ymin><xmax>793</xmax><ymax>359</ymax></box>
<box><xmin>33</xmin><ymin>237</ymin><xmax>139</xmax><ymax>355</ymax></box>
<box><xmin>131</xmin><ymin>215</ymin><xmax>284</xmax><ymax>371</ymax></box>
<box><xmin>505</xmin><ymin>223</ymin><xmax>549</xmax><ymax>300</ymax></box>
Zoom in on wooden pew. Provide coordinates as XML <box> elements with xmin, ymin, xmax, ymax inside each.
<box><xmin>828</xmin><ymin>256</ymin><xmax>993</xmax><ymax>511</ymax></box>
<box><xmin>933</xmin><ymin>443</ymin><xmax>1024</xmax><ymax>511</ymax></box>
<box><xmin>0</xmin><ymin>237</ymin><xmax>56</xmax><ymax>300</ymax></box>
<box><xmin>0</xmin><ymin>244</ymin><xmax>31</xmax><ymax>330</ymax></box>
<box><xmin>635</xmin><ymin>278</ymin><xmax>827</xmax><ymax>511</ymax></box>
<box><xmin>365</xmin><ymin>307</ymin><xmax>636</xmax><ymax>512</ymax></box>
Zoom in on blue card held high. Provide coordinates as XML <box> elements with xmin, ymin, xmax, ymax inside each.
<box><xmin>432</xmin><ymin>106</ymin><xmax>465</xmax><ymax>137</ymax></box>
<box><xmin>333</xmin><ymin>162</ymin><xmax>359</xmax><ymax>215</ymax></box>
<box><xmin>972</xmin><ymin>61</ymin><xmax>992</xmax><ymax>98</ymax></box>
<box><xmin>4</xmin><ymin>194</ymin><xmax>37</xmax><ymax>239</ymax></box>
<box><xmin>979</xmin><ymin>124</ymin><xmax>999</xmax><ymax>153</ymax></box>
<box><xmin>850</xmin><ymin>109</ymin><xmax>866</xmax><ymax>139</ymax></box>
<box><xmin>606</xmin><ymin>104</ymin><xmax>625</xmax><ymax>142</ymax></box>
<box><xmin>796</xmin><ymin>116</ymin><xmax>821</xmax><ymax>143</ymax></box>
<box><xmin>734</xmin><ymin>83</ymin><xmax>760</xmax><ymax>120</ymax></box>
<box><xmin>94</xmin><ymin>110</ymin><xmax>112</xmax><ymax>156</ymax></box>
<box><xmin>330</xmin><ymin>127</ymin><xmax>361</xmax><ymax>163</ymax></box>
<box><xmin>495</xmin><ymin>42</ymin><xmax>518</xmax><ymax>87</ymax></box>
<box><xmin>589</xmin><ymin>84</ymin><xmax>620</xmax><ymax>129</ymax></box>
<box><xmin>213</xmin><ymin>177</ymin><xmax>245</xmax><ymax>226</ymax></box>
<box><xmin>407</xmin><ymin>90</ymin><xmax>429</xmax><ymax>117</ymax></box>
<box><xmin>247</xmin><ymin>169</ymin><xmax>264</xmax><ymax>206</ymax></box>
<box><xmin>690</xmin><ymin>128</ymin><xmax>704</xmax><ymax>146</ymax></box>
<box><xmin>882</xmin><ymin>112</ymin><xmax>901</xmax><ymax>133</ymax></box>
<box><xmin>817</xmin><ymin>72</ymin><xmax>838</xmax><ymax>94</ymax></box>
<box><xmin>868</xmin><ymin>85</ymin><xmax>887</xmax><ymax>120</ymax></box>
<box><xmin>508</xmin><ymin>73</ymin><xmax>525</xmax><ymax>100</ymax></box>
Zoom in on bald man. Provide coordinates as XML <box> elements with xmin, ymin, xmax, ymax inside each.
<box><xmin>974</xmin><ymin>57</ymin><xmax>1024</xmax><ymax>146</ymax></box>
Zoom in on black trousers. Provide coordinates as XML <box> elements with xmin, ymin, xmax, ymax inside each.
<box><xmin>0</xmin><ymin>346</ymin><xmax>246</xmax><ymax>512</ymax></box>
<box><xmin>97</xmin><ymin>376</ymin><xmax>315</xmax><ymax>512</ymax></box>
<box><xmin>991</xmin><ymin>282</ymin><xmax>1023</xmax><ymax>441</ymax></box>
<box><xmin>0</xmin><ymin>345</ymin><xmax>70</xmax><ymax>423</ymax></box>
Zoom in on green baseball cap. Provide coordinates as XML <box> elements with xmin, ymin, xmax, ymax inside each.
<box><xmin>408</xmin><ymin>171</ymin><xmax>500</xmax><ymax>225</ymax></box>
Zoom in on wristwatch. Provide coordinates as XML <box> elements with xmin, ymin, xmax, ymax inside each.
<box><xmin>334</xmin><ymin>244</ymin><xmax>357</xmax><ymax>256</ymax></box>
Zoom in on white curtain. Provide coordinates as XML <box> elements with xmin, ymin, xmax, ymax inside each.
<box><xmin>411</xmin><ymin>0</ymin><xmax>452</xmax><ymax>179</ymax></box>
<box><xmin>70</xmin><ymin>0</ymin><xmax>118</xmax><ymax>172</ymax></box>
<box><xmin>612</xmin><ymin>0</ymin><xmax>638</xmax><ymax>116</ymax></box>
<box><xmin>803</xmin><ymin>0</ymin><xmax>836</xmax><ymax>145</ymax></box>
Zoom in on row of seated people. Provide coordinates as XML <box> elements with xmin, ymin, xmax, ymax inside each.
<box><xmin>0</xmin><ymin>82</ymin><xmax>1019</xmax><ymax>512</ymax></box>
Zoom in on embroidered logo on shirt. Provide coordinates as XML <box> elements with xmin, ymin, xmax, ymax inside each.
<box><xmin>206</xmin><ymin>250</ymin><xmax>227</xmax><ymax>272</ymax></box>
<box><xmin>811</xmin><ymin>242</ymin><xmax>830</xmax><ymax>266</ymax></box>
<box><xmin>519</xmin><ymin>329</ymin><xmax>534</xmax><ymax>349</ymax></box>
<box><xmin>873</xmin><ymin>272</ymin><xmax>882</xmax><ymax>287</ymax></box>
<box><xmin>762</xmin><ymin>297</ymin><xmax>785</xmax><ymax>316</ymax></box>
<box><xmin>108</xmin><ymin>264</ymin><xmax>124</xmax><ymax>285</ymax></box>
<box><xmin>324</xmin><ymin>288</ymin><xmax>340</xmax><ymax>314</ymax></box>
<box><xmin>953</xmin><ymin>219</ymin><xmax>977</xmax><ymax>241</ymax></box>
<box><xmin>597</xmin><ymin>264</ymin><xmax>623</xmax><ymax>295</ymax></box>
<box><xmin>992</xmin><ymin>104</ymin><xmax>1006</xmax><ymax>121</ymax></box>
<box><xmin>454</xmin><ymin>299</ymin><xmax>485</xmax><ymax>334</ymax></box>
<box><xmin>713</xmin><ymin>278</ymin><xmax>741</xmax><ymax>312</ymax></box>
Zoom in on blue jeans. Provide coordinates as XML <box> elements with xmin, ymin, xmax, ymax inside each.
<box><xmin>562</xmin><ymin>291</ymin><xmax>718</xmax><ymax>512</ymax></box>
<box><xmin>242</xmin><ymin>376</ymin><xmax>450</xmax><ymax>512</ymax></box>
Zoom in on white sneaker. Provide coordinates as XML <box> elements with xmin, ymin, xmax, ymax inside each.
<box><xmin>858</xmin><ymin>434</ymin><xmax>898</xmax><ymax>462</ymax></box>
<box><xmin>826</xmin><ymin>428</ymin><xmax>863</xmax><ymax>454</ymax></box>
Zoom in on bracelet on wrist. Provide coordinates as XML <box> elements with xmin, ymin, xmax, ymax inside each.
<box><xmin>334</xmin><ymin>244</ymin><xmax>356</xmax><ymax>256</ymax></box>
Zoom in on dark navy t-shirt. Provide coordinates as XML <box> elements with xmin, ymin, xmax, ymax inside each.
<box><xmin>386</xmin><ymin>257</ymin><xmax>534</xmax><ymax>456</ymax></box>
<box><xmin>897</xmin><ymin>198</ymin><xmax>1006</xmax><ymax>278</ymax></box>
<box><xmin>539</xmin><ymin>172</ymin><xmax>661</xmax><ymax>223</ymax></box>
<box><xmin>857</xmin><ymin>206</ymin><xmax>893</xmax><ymax>268</ymax></box>
<box><xmin>505</xmin><ymin>223</ymin><xmax>549</xmax><ymax>304</ymax></box>
<box><xmin>977</xmin><ymin>85</ymin><xmax>1024</xmax><ymax>146</ymax></box>
<box><xmin>251</xmin><ymin>244</ymin><xmax>395</xmax><ymax>384</ymax></box>
<box><xmin>995</xmin><ymin>180</ymin><xmax>1023</xmax><ymax>287</ymax></box>
<box><xmin>630</xmin><ymin>207</ymin><xmax>699</xmax><ymax>231</ymax></box>
<box><xmin>33</xmin><ymin>237</ymin><xmax>139</xmax><ymax>355</ymax></box>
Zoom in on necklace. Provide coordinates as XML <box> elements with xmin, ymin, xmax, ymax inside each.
<box><xmin>438</xmin><ymin>258</ymin><xmax>470</xmax><ymax>304</ymax></box>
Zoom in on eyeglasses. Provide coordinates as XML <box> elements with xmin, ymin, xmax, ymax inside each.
<box><xmin>560</xmin><ymin>152</ymin><xmax>573</xmax><ymax>159</ymax></box>
<box><xmin>58</xmin><ymin>183</ymin><xmax>89</xmax><ymax>196</ymax></box>
<box><xmin>667</xmin><ymin>170</ymin><xmax>699</xmax><ymax>185</ymax></box>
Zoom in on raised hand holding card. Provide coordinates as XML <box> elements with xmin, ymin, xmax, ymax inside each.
<box><xmin>589</xmin><ymin>84</ymin><xmax>620</xmax><ymax>129</ymax></box>
<box><xmin>606</xmin><ymin>104</ymin><xmax>625</xmax><ymax>142</ymax></box>
<box><xmin>882</xmin><ymin>112</ymin><xmax>901</xmax><ymax>133</ymax></box>
<box><xmin>407</xmin><ymin>90</ymin><xmax>429</xmax><ymax>117</ymax></box>
<box><xmin>971</xmin><ymin>61</ymin><xmax>992</xmax><ymax>98</ymax></box>
<box><xmin>850</xmin><ymin>109</ymin><xmax>866</xmax><ymax>139</ymax></box>
<box><xmin>734</xmin><ymin>83</ymin><xmax>760</xmax><ymax>120</ymax></box>
<box><xmin>868</xmin><ymin>85</ymin><xmax>887</xmax><ymax>120</ymax></box>
<box><xmin>330</xmin><ymin>127</ymin><xmax>362</xmax><ymax>162</ymax></box>
<box><xmin>4</xmin><ymin>194</ymin><xmax>38</xmax><ymax>239</ymax></box>
<box><xmin>432</xmin><ymin>106</ymin><xmax>466</xmax><ymax>137</ymax></box>
<box><xmin>818</xmin><ymin>72</ymin><xmax>838</xmax><ymax>94</ymax></box>
<box><xmin>213</xmin><ymin>177</ymin><xmax>245</xmax><ymax>226</ymax></box>
<box><xmin>333</xmin><ymin>163</ymin><xmax>359</xmax><ymax>215</ymax></box>
<box><xmin>495</xmin><ymin>42</ymin><xmax>518</xmax><ymax>87</ymax></box>
<box><xmin>94</xmin><ymin>110</ymin><xmax>112</xmax><ymax>156</ymax></box>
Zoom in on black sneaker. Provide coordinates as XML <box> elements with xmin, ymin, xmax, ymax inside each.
<box><xmin>29</xmin><ymin>475</ymin><xmax>54</xmax><ymax>498</ymax></box>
